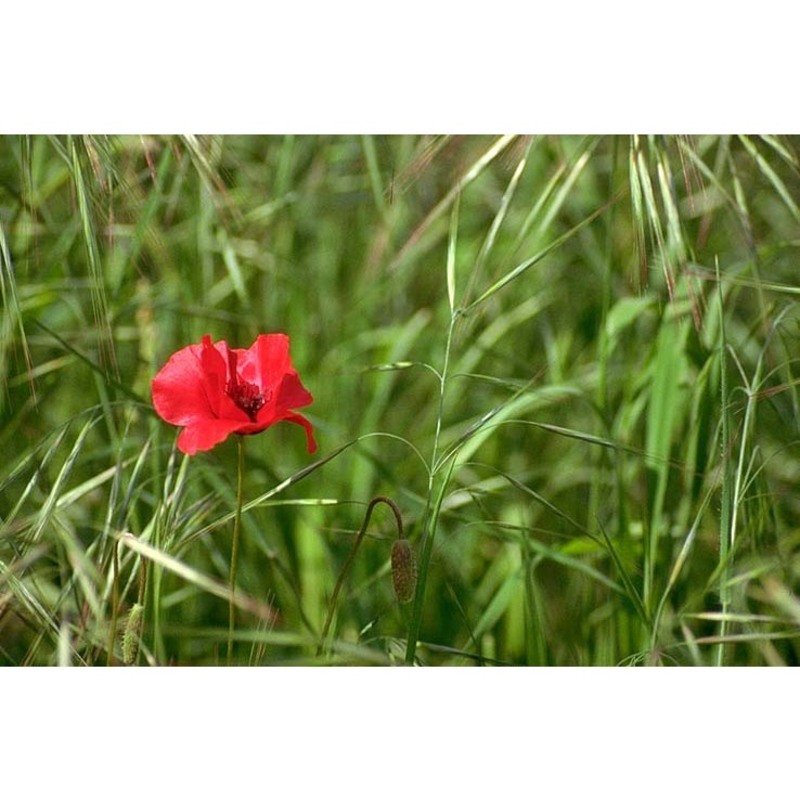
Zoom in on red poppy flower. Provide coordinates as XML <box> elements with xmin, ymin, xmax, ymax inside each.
<box><xmin>152</xmin><ymin>334</ymin><xmax>317</xmax><ymax>456</ymax></box>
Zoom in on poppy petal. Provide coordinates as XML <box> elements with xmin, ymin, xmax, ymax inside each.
<box><xmin>273</xmin><ymin>370</ymin><xmax>313</xmax><ymax>411</ymax></box>
<box><xmin>152</xmin><ymin>342</ymin><xmax>214</xmax><ymax>426</ymax></box>
<box><xmin>282</xmin><ymin>411</ymin><xmax>318</xmax><ymax>453</ymax></box>
<box><xmin>198</xmin><ymin>336</ymin><xmax>228</xmax><ymax>418</ymax></box>
<box><xmin>176</xmin><ymin>417</ymin><xmax>249</xmax><ymax>455</ymax></box>
<box><xmin>252</xmin><ymin>334</ymin><xmax>291</xmax><ymax>391</ymax></box>
<box><xmin>200</xmin><ymin>337</ymin><xmax>250</xmax><ymax>422</ymax></box>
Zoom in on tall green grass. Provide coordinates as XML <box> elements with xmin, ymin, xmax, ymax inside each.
<box><xmin>1</xmin><ymin>134</ymin><xmax>799</xmax><ymax>665</ymax></box>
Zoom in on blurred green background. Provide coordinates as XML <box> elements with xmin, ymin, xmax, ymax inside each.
<box><xmin>2</xmin><ymin>134</ymin><xmax>800</xmax><ymax>665</ymax></box>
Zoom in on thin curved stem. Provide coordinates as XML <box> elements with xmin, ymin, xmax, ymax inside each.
<box><xmin>318</xmin><ymin>496</ymin><xmax>403</xmax><ymax>656</ymax></box>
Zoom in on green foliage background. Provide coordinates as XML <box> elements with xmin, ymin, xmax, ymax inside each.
<box><xmin>2</xmin><ymin>134</ymin><xmax>800</xmax><ymax>665</ymax></box>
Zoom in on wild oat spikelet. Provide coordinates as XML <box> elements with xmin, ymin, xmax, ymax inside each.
<box><xmin>122</xmin><ymin>603</ymin><xmax>144</xmax><ymax>665</ymax></box>
<box><xmin>391</xmin><ymin>538</ymin><xmax>417</xmax><ymax>604</ymax></box>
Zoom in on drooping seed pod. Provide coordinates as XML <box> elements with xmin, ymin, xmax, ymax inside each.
<box><xmin>391</xmin><ymin>538</ymin><xmax>417</xmax><ymax>604</ymax></box>
<box><xmin>122</xmin><ymin>603</ymin><xmax>144</xmax><ymax>665</ymax></box>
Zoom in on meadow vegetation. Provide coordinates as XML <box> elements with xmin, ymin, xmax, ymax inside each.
<box><xmin>1</xmin><ymin>134</ymin><xmax>799</xmax><ymax>665</ymax></box>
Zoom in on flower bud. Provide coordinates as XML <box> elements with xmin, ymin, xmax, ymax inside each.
<box><xmin>122</xmin><ymin>603</ymin><xmax>144</xmax><ymax>665</ymax></box>
<box><xmin>391</xmin><ymin>539</ymin><xmax>417</xmax><ymax>604</ymax></box>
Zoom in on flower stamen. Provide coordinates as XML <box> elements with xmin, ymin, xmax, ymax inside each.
<box><xmin>225</xmin><ymin>347</ymin><xmax>268</xmax><ymax>421</ymax></box>
<box><xmin>227</xmin><ymin>379</ymin><xmax>267</xmax><ymax>421</ymax></box>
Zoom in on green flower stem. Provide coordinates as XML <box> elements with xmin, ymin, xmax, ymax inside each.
<box><xmin>227</xmin><ymin>436</ymin><xmax>245</xmax><ymax>665</ymax></box>
<box><xmin>404</xmin><ymin>314</ymin><xmax>457</xmax><ymax>665</ymax></box>
<box><xmin>716</xmin><ymin>258</ymin><xmax>732</xmax><ymax>667</ymax></box>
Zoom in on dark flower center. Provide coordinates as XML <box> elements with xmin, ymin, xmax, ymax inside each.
<box><xmin>224</xmin><ymin>349</ymin><xmax>269</xmax><ymax>421</ymax></box>
<box><xmin>227</xmin><ymin>379</ymin><xmax>267</xmax><ymax>421</ymax></box>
